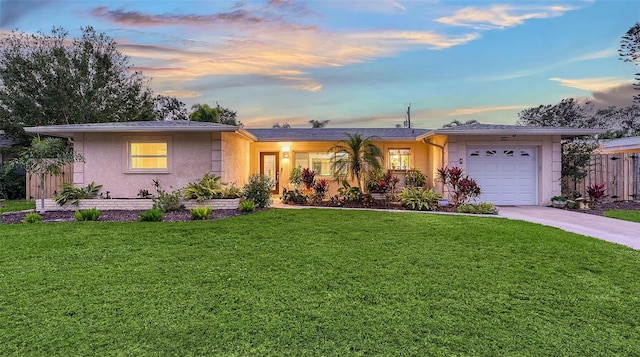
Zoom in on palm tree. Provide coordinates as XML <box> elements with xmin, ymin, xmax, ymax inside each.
<box><xmin>329</xmin><ymin>133</ymin><xmax>383</xmax><ymax>191</ymax></box>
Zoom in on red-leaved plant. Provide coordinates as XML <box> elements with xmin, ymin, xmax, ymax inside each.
<box><xmin>436</xmin><ymin>166</ymin><xmax>482</xmax><ymax>208</ymax></box>
<box><xmin>313</xmin><ymin>179</ymin><xmax>330</xmax><ymax>202</ymax></box>
<box><xmin>586</xmin><ymin>183</ymin><xmax>606</xmax><ymax>206</ymax></box>
<box><xmin>301</xmin><ymin>168</ymin><xmax>316</xmax><ymax>190</ymax></box>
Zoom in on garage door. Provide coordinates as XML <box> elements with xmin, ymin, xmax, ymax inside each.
<box><xmin>466</xmin><ymin>147</ymin><xmax>538</xmax><ymax>205</ymax></box>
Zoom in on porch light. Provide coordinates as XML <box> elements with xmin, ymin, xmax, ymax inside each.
<box><xmin>282</xmin><ymin>146</ymin><xmax>290</xmax><ymax>159</ymax></box>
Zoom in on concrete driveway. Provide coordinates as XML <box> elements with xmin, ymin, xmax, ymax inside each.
<box><xmin>498</xmin><ymin>206</ymin><xmax>640</xmax><ymax>250</ymax></box>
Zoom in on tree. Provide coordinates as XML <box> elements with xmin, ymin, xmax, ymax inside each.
<box><xmin>154</xmin><ymin>95</ymin><xmax>187</xmax><ymax>121</ymax></box>
<box><xmin>441</xmin><ymin>119</ymin><xmax>479</xmax><ymax>128</ymax></box>
<box><xmin>7</xmin><ymin>136</ymin><xmax>83</xmax><ymax>213</ymax></box>
<box><xmin>517</xmin><ymin>99</ymin><xmax>598</xmax><ymax>195</ymax></box>
<box><xmin>516</xmin><ymin>98</ymin><xmax>593</xmax><ymax>127</ymax></box>
<box><xmin>620</xmin><ymin>22</ymin><xmax>640</xmax><ymax>104</ymax></box>
<box><xmin>189</xmin><ymin>104</ymin><xmax>220</xmax><ymax>123</ymax></box>
<box><xmin>329</xmin><ymin>133</ymin><xmax>383</xmax><ymax>191</ymax></box>
<box><xmin>189</xmin><ymin>103</ymin><xmax>241</xmax><ymax>126</ymax></box>
<box><xmin>309</xmin><ymin>120</ymin><xmax>330</xmax><ymax>128</ymax></box>
<box><xmin>218</xmin><ymin>106</ymin><xmax>242</xmax><ymax>126</ymax></box>
<box><xmin>0</xmin><ymin>27</ymin><xmax>158</xmax><ymax>144</ymax></box>
<box><xmin>272</xmin><ymin>123</ymin><xmax>291</xmax><ymax>128</ymax></box>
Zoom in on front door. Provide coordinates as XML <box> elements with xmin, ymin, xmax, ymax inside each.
<box><xmin>260</xmin><ymin>152</ymin><xmax>279</xmax><ymax>194</ymax></box>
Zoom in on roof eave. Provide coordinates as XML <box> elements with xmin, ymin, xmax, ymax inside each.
<box><xmin>25</xmin><ymin>125</ymin><xmax>240</xmax><ymax>136</ymax></box>
<box><xmin>432</xmin><ymin>128</ymin><xmax>603</xmax><ymax>137</ymax></box>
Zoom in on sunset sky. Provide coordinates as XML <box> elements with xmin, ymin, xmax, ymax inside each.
<box><xmin>1</xmin><ymin>0</ymin><xmax>639</xmax><ymax>128</ymax></box>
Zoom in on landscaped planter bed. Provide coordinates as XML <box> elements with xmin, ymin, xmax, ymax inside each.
<box><xmin>1</xmin><ymin>209</ymin><xmax>244</xmax><ymax>224</ymax></box>
<box><xmin>42</xmin><ymin>198</ymin><xmax>241</xmax><ymax>212</ymax></box>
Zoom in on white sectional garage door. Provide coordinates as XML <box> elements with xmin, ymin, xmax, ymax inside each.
<box><xmin>466</xmin><ymin>146</ymin><xmax>538</xmax><ymax>205</ymax></box>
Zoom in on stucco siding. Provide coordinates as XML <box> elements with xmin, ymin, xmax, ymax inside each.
<box><xmin>80</xmin><ymin>132</ymin><xmax>218</xmax><ymax>198</ymax></box>
<box><xmin>221</xmin><ymin>132</ymin><xmax>251</xmax><ymax>186</ymax></box>
<box><xmin>249</xmin><ymin>140</ymin><xmax>433</xmax><ymax>195</ymax></box>
<box><xmin>445</xmin><ymin>135</ymin><xmax>559</xmax><ymax>205</ymax></box>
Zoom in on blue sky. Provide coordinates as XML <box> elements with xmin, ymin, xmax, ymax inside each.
<box><xmin>1</xmin><ymin>0</ymin><xmax>639</xmax><ymax>128</ymax></box>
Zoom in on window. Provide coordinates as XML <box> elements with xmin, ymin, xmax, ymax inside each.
<box><xmin>293</xmin><ymin>152</ymin><xmax>345</xmax><ymax>176</ymax></box>
<box><xmin>125</xmin><ymin>137</ymin><xmax>171</xmax><ymax>172</ymax></box>
<box><xmin>388</xmin><ymin>149</ymin><xmax>411</xmax><ymax>170</ymax></box>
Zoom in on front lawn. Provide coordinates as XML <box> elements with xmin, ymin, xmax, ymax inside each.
<box><xmin>0</xmin><ymin>199</ymin><xmax>34</xmax><ymax>213</ymax></box>
<box><xmin>605</xmin><ymin>209</ymin><xmax>640</xmax><ymax>223</ymax></box>
<box><xmin>1</xmin><ymin>209</ymin><xmax>639</xmax><ymax>355</ymax></box>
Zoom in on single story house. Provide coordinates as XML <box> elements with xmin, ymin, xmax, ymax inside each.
<box><xmin>25</xmin><ymin>121</ymin><xmax>600</xmax><ymax>206</ymax></box>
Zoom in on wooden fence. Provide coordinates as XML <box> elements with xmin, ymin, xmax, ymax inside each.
<box><xmin>565</xmin><ymin>153</ymin><xmax>640</xmax><ymax>201</ymax></box>
<box><xmin>26</xmin><ymin>163</ymin><xmax>73</xmax><ymax>199</ymax></box>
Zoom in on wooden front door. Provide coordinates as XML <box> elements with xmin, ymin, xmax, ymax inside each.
<box><xmin>260</xmin><ymin>152</ymin><xmax>279</xmax><ymax>194</ymax></box>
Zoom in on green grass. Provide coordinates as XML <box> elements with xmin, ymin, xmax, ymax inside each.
<box><xmin>0</xmin><ymin>199</ymin><xmax>34</xmax><ymax>213</ymax></box>
<box><xmin>1</xmin><ymin>209</ymin><xmax>639</xmax><ymax>356</ymax></box>
<box><xmin>605</xmin><ymin>209</ymin><xmax>640</xmax><ymax>223</ymax></box>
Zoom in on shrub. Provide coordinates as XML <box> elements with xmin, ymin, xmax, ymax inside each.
<box><xmin>222</xmin><ymin>184</ymin><xmax>242</xmax><ymax>199</ymax></box>
<box><xmin>139</xmin><ymin>208</ymin><xmax>163</xmax><ymax>222</ymax></box>
<box><xmin>238</xmin><ymin>199</ymin><xmax>256</xmax><ymax>212</ymax></box>
<box><xmin>75</xmin><ymin>208</ymin><xmax>101</xmax><ymax>221</ymax></box>
<box><xmin>398</xmin><ymin>187</ymin><xmax>442</xmax><ymax>211</ymax></box>
<box><xmin>243</xmin><ymin>174</ymin><xmax>274</xmax><ymax>208</ymax></box>
<box><xmin>301</xmin><ymin>168</ymin><xmax>316</xmax><ymax>190</ymax></box>
<box><xmin>289</xmin><ymin>166</ymin><xmax>303</xmax><ymax>189</ymax></box>
<box><xmin>137</xmin><ymin>189</ymin><xmax>153</xmax><ymax>199</ymax></box>
<box><xmin>338</xmin><ymin>182</ymin><xmax>364</xmax><ymax>203</ymax></box>
<box><xmin>312</xmin><ymin>179</ymin><xmax>330</xmax><ymax>202</ymax></box>
<box><xmin>190</xmin><ymin>206</ymin><xmax>213</xmax><ymax>220</ymax></box>
<box><xmin>457</xmin><ymin>202</ymin><xmax>498</xmax><ymax>214</ymax></box>
<box><xmin>0</xmin><ymin>166</ymin><xmax>26</xmax><ymax>200</ymax></box>
<box><xmin>436</xmin><ymin>166</ymin><xmax>481</xmax><ymax>207</ymax></box>
<box><xmin>281</xmin><ymin>188</ymin><xmax>307</xmax><ymax>204</ymax></box>
<box><xmin>366</xmin><ymin>169</ymin><xmax>400</xmax><ymax>194</ymax></box>
<box><xmin>587</xmin><ymin>183</ymin><xmax>606</xmax><ymax>206</ymax></box>
<box><xmin>551</xmin><ymin>195</ymin><xmax>567</xmax><ymax>202</ymax></box>
<box><xmin>22</xmin><ymin>212</ymin><xmax>42</xmax><ymax>223</ymax></box>
<box><xmin>153</xmin><ymin>189</ymin><xmax>185</xmax><ymax>212</ymax></box>
<box><xmin>182</xmin><ymin>172</ymin><xmax>224</xmax><ymax>201</ymax></box>
<box><xmin>404</xmin><ymin>168</ymin><xmax>426</xmax><ymax>187</ymax></box>
<box><xmin>54</xmin><ymin>181</ymin><xmax>103</xmax><ymax>206</ymax></box>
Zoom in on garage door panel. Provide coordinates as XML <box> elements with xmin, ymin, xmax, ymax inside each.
<box><xmin>467</xmin><ymin>146</ymin><xmax>538</xmax><ymax>205</ymax></box>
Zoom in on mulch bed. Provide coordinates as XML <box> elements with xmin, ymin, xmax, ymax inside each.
<box><xmin>560</xmin><ymin>200</ymin><xmax>640</xmax><ymax>216</ymax></box>
<box><xmin>3</xmin><ymin>200</ymin><xmax>639</xmax><ymax>224</ymax></box>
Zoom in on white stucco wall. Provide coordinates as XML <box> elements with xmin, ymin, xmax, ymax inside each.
<box><xmin>445</xmin><ymin>134</ymin><xmax>562</xmax><ymax>206</ymax></box>
<box><xmin>74</xmin><ymin>132</ymin><xmax>224</xmax><ymax>198</ymax></box>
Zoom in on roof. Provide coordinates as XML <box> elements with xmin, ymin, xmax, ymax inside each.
<box><xmin>24</xmin><ymin>121</ymin><xmax>605</xmax><ymax>142</ymax></box>
<box><xmin>599</xmin><ymin>136</ymin><xmax>640</xmax><ymax>154</ymax></box>
<box><xmin>418</xmin><ymin>123</ymin><xmax>603</xmax><ymax>139</ymax></box>
<box><xmin>24</xmin><ymin>120</ymin><xmax>248</xmax><ymax>138</ymax></box>
<box><xmin>246</xmin><ymin>128</ymin><xmax>431</xmax><ymax>142</ymax></box>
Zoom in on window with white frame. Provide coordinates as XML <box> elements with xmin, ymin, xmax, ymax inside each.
<box><xmin>294</xmin><ymin>152</ymin><xmax>345</xmax><ymax>176</ymax></box>
<box><xmin>126</xmin><ymin>137</ymin><xmax>171</xmax><ymax>172</ymax></box>
<box><xmin>388</xmin><ymin>149</ymin><xmax>411</xmax><ymax>170</ymax></box>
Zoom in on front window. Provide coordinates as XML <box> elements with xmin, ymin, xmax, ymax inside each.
<box><xmin>388</xmin><ymin>149</ymin><xmax>411</xmax><ymax>170</ymax></box>
<box><xmin>294</xmin><ymin>152</ymin><xmax>345</xmax><ymax>176</ymax></box>
<box><xmin>125</xmin><ymin>137</ymin><xmax>172</xmax><ymax>173</ymax></box>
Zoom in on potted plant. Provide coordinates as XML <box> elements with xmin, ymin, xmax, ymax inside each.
<box><xmin>550</xmin><ymin>195</ymin><xmax>568</xmax><ymax>208</ymax></box>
